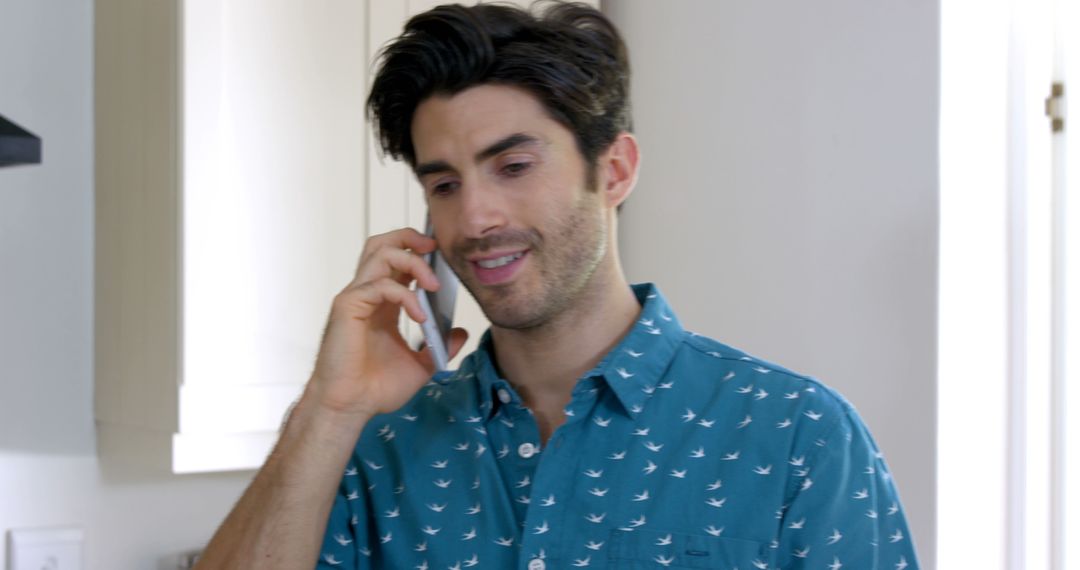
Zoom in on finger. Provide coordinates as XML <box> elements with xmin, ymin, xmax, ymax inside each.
<box><xmin>339</xmin><ymin>277</ymin><xmax>427</xmax><ymax>324</ymax></box>
<box><xmin>354</xmin><ymin>246</ymin><xmax>442</xmax><ymax>292</ymax></box>
<box><xmin>358</xmin><ymin>228</ymin><xmax>435</xmax><ymax>269</ymax></box>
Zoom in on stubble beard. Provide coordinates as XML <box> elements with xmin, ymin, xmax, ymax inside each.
<box><xmin>449</xmin><ymin>194</ymin><xmax>608</xmax><ymax>331</ymax></box>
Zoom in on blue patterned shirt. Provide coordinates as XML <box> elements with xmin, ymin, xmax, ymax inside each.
<box><xmin>318</xmin><ymin>284</ymin><xmax>919</xmax><ymax>569</ymax></box>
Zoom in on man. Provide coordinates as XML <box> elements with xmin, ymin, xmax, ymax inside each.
<box><xmin>197</xmin><ymin>3</ymin><xmax>919</xmax><ymax>569</ymax></box>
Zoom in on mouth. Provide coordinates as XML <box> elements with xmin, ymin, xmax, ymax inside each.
<box><xmin>469</xmin><ymin>250</ymin><xmax>529</xmax><ymax>285</ymax></box>
<box><xmin>475</xmin><ymin>251</ymin><xmax>525</xmax><ymax>269</ymax></box>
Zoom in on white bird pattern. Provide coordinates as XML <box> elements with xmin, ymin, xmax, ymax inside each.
<box><xmin>827</xmin><ymin>529</ymin><xmax>843</xmax><ymax>544</ymax></box>
<box><xmin>314</xmin><ymin>285</ymin><xmax>919</xmax><ymax>570</ymax></box>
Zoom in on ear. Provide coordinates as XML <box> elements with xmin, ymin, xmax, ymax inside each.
<box><xmin>598</xmin><ymin>132</ymin><xmax>640</xmax><ymax>209</ymax></box>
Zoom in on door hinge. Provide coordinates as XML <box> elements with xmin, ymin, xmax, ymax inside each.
<box><xmin>1045</xmin><ymin>82</ymin><xmax>1065</xmax><ymax>133</ymax></box>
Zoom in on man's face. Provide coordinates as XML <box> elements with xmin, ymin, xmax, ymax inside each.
<box><xmin>411</xmin><ymin>84</ymin><xmax>609</xmax><ymax>330</ymax></box>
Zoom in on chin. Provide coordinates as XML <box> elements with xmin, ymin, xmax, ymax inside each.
<box><xmin>475</xmin><ymin>297</ymin><xmax>543</xmax><ymax>331</ymax></box>
<box><xmin>486</xmin><ymin>310</ymin><xmax>549</xmax><ymax>331</ymax></box>
<box><xmin>461</xmin><ymin>284</ymin><xmax>533</xmax><ymax>330</ymax></box>
<box><xmin>477</xmin><ymin>287</ymin><xmax>581</xmax><ymax>332</ymax></box>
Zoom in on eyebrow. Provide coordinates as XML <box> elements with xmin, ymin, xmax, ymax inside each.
<box><xmin>414</xmin><ymin>133</ymin><xmax>542</xmax><ymax>178</ymax></box>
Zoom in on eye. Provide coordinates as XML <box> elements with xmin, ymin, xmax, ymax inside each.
<box><xmin>501</xmin><ymin>161</ymin><xmax>532</xmax><ymax>177</ymax></box>
<box><xmin>429</xmin><ymin>179</ymin><xmax>460</xmax><ymax>197</ymax></box>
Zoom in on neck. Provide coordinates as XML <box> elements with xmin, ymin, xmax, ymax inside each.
<box><xmin>489</xmin><ymin>260</ymin><xmax>640</xmax><ymax>442</ymax></box>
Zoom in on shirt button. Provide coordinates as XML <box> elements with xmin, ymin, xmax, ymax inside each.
<box><xmin>518</xmin><ymin>442</ymin><xmax>538</xmax><ymax>458</ymax></box>
<box><xmin>527</xmin><ymin>559</ymin><xmax>546</xmax><ymax>570</ymax></box>
<box><xmin>497</xmin><ymin>389</ymin><xmax>512</xmax><ymax>404</ymax></box>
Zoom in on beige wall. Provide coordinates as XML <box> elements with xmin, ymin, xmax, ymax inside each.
<box><xmin>605</xmin><ymin>1</ymin><xmax>939</xmax><ymax>566</ymax></box>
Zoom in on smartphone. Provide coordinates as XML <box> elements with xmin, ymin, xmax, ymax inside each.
<box><xmin>417</xmin><ymin>216</ymin><xmax>459</xmax><ymax>371</ymax></box>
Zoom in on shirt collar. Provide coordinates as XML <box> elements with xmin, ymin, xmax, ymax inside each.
<box><xmin>464</xmin><ymin>283</ymin><xmax>685</xmax><ymax>420</ymax></box>
<box><xmin>586</xmin><ymin>283</ymin><xmax>685</xmax><ymax>417</ymax></box>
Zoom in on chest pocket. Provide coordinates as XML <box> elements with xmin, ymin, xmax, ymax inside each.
<box><xmin>607</xmin><ymin>528</ymin><xmax>770</xmax><ymax>569</ymax></box>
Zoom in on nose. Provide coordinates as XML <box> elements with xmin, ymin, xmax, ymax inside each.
<box><xmin>457</xmin><ymin>176</ymin><xmax>508</xmax><ymax>239</ymax></box>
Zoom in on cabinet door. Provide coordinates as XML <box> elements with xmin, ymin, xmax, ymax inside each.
<box><xmin>95</xmin><ymin>0</ymin><xmax>370</xmax><ymax>474</ymax></box>
<box><xmin>175</xmin><ymin>0</ymin><xmax>370</xmax><ymax>472</ymax></box>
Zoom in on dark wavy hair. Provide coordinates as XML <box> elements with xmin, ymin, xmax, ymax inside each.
<box><xmin>367</xmin><ymin>1</ymin><xmax>631</xmax><ymax>187</ymax></box>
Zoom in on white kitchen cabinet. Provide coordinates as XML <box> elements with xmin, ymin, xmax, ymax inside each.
<box><xmin>96</xmin><ymin>0</ymin><xmax>368</xmax><ymax>474</ymax></box>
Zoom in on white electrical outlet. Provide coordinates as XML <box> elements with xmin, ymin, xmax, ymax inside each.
<box><xmin>7</xmin><ymin>528</ymin><xmax>83</xmax><ymax>570</ymax></box>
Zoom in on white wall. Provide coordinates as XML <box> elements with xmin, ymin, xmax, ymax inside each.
<box><xmin>605</xmin><ymin>1</ymin><xmax>938</xmax><ymax>567</ymax></box>
<box><xmin>0</xmin><ymin>2</ymin><xmax>252</xmax><ymax>567</ymax></box>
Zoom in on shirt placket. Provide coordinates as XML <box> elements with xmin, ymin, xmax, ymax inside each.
<box><xmin>486</xmin><ymin>385</ymin><xmax>545</xmax><ymax>563</ymax></box>
<box><xmin>515</xmin><ymin>377</ymin><xmax>603</xmax><ymax>570</ymax></box>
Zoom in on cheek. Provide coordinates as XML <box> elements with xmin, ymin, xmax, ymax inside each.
<box><xmin>511</xmin><ymin>173</ymin><xmax>579</xmax><ymax>216</ymax></box>
<box><xmin>429</xmin><ymin>213</ymin><xmax>459</xmax><ymax>254</ymax></box>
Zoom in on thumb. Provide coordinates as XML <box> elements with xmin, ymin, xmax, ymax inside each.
<box><xmin>446</xmin><ymin>328</ymin><xmax>470</xmax><ymax>360</ymax></box>
<box><xmin>414</xmin><ymin>328</ymin><xmax>470</xmax><ymax>372</ymax></box>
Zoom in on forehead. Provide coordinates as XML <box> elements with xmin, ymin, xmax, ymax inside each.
<box><xmin>411</xmin><ymin>84</ymin><xmax>567</xmax><ymax>163</ymax></box>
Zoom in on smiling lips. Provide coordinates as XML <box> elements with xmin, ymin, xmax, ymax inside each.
<box><xmin>470</xmin><ymin>250</ymin><xmax>529</xmax><ymax>285</ymax></box>
<box><xmin>476</xmin><ymin>252</ymin><xmax>525</xmax><ymax>269</ymax></box>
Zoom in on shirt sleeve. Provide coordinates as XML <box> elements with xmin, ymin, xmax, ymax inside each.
<box><xmin>775</xmin><ymin>407</ymin><xmax>920</xmax><ymax>570</ymax></box>
<box><xmin>315</xmin><ymin>458</ymin><xmax>370</xmax><ymax>570</ymax></box>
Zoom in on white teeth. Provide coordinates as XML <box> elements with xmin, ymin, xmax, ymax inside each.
<box><xmin>477</xmin><ymin>252</ymin><xmax>524</xmax><ymax>269</ymax></box>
